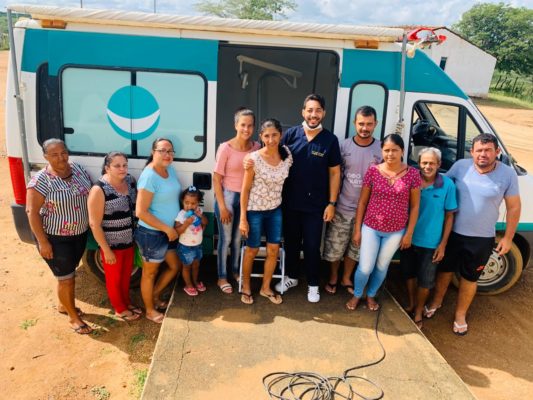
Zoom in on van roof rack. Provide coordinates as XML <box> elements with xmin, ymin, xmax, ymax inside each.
<box><xmin>8</xmin><ymin>4</ymin><xmax>404</xmax><ymax>42</ymax></box>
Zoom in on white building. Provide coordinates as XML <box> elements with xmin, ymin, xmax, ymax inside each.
<box><xmin>419</xmin><ymin>27</ymin><xmax>497</xmax><ymax>98</ymax></box>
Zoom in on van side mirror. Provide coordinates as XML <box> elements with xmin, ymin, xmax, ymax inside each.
<box><xmin>499</xmin><ymin>154</ymin><xmax>511</xmax><ymax>166</ymax></box>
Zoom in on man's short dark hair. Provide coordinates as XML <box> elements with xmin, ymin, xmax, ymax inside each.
<box><xmin>472</xmin><ymin>133</ymin><xmax>499</xmax><ymax>149</ymax></box>
<box><xmin>354</xmin><ymin>105</ymin><xmax>377</xmax><ymax>121</ymax></box>
<box><xmin>302</xmin><ymin>94</ymin><xmax>326</xmax><ymax>110</ymax></box>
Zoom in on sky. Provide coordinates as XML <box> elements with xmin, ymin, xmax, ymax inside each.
<box><xmin>1</xmin><ymin>0</ymin><xmax>532</xmax><ymax>27</ymax></box>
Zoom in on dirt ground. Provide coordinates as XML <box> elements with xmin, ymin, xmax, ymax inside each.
<box><xmin>0</xmin><ymin>49</ymin><xmax>532</xmax><ymax>399</ymax></box>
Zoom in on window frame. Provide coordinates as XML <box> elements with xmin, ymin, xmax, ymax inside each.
<box><xmin>410</xmin><ymin>99</ymin><xmax>485</xmax><ymax>171</ymax></box>
<box><xmin>345</xmin><ymin>81</ymin><xmax>388</xmax><ymax>139</ymax></box>
<box><xmin>56</xmin><ymin>64</ymin><xmax>209</xmax><ymax>162</ymax></box>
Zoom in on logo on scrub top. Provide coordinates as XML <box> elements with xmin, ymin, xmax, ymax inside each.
<box><xmin>107</xmin><ymin>86</ymin><xmax>160</xmax><ymax>140</ymax></box>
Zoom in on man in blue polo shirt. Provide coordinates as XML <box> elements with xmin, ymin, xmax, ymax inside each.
<box><xmin>274</xmin><ymin>94</ymin><xmax>342</xmax><ymax>302</ymax></box>
<box><xmin>400</xmin><ymin>147</ymin><xmax>457</xmax><ymax>329</ymax></box>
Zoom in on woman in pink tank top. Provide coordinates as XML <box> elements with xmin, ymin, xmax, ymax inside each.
<box><xmin>213</xmin><ymin>108</ymin><xmax>260</xmax><ymax>294</ymax></box>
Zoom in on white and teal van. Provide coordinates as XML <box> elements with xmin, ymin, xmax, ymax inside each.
<box><xmin>5</xmin><ymin>5</ymin><xmax>532</xmax><ymax>293</ymax></box>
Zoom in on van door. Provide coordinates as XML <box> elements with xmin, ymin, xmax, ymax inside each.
<box><xmin>215</xmin><ymin>44</ymin><xmax>339</xmax><ymax>145</ymax></box>
<box><xmin>404</xmin><ymin>95</ymin><xmax>489</xmax><ymax>171</ymax></box>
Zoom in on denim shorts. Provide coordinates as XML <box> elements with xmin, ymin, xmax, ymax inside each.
<box><xmin>177</xmin><ymin>243</ymin><xmax>203</xmax><ymax>265</ymax></box>
<box><xmin>134</xmin><ymin>225</ymin><xmax>177</xmax><ymax>263</ymax></box>
<box><xmin>246</xmin><ymin>207</ymin><xmax>282</xmax><ymax>248</ymax></box>
<box><xmin>400</xmin><ymin>245</ymin><xmax>438</xmax><ymax>289</ymax></box>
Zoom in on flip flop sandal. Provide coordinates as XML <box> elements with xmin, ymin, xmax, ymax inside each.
<box><xmin>118</xmin><ymin>311</ymin><xmax>141</xmax><ymax>322</ymax></box>
<box><xmin>259</xmin><ymin>291</ymin><xmax>283</xmax><ymax>304</ymax></box>
<box><xmin>453</xmin><ymin>321</ymin><xmax>468</xmax><ymax>336</ymax></box>
<box><xmin>146</xmin><ymin>313</ymin><xmax>164</xmax><ymax>324</ymax></box>
<box><xmin>59</xmin><ymin>307</ymin><xmax>84</xmax><ymax>317</ymax></box>
<box><xmin>345</xmin><ymin>298</ymin><xmax>359</xmax><ymax>311</ymax></box>
<box><xmin>183</xmin><ymin>287</ymin><xmax>199</xmax><ymax>297</ymax></box>
<box><xmin>324</xmin><ymin>282</ymin><xmax>337</xmax><ymax>295</ymax></box>
<box><xmin>71</xmin><ymin>323</ymin><xmax>93</xmax><ymax>335</ymax></box>
<box><xmin>340</xmin><ymin>283</ymin><xmax>355</xmax><ymax>295</ymax></box>
<box><xmin>366</xmin><ymin>298</ymin><xmax>380</xmax><ymax>311</ymax></box>
<box><xmin>195</xmin><ymin>282</ymin><xmax>207</xmax><ymax>292</ymax></box>
<box><xmin>240</xmin><ymin>292</ymin><xmax>254</xmax><ymax>305</ymax></box>
<box><xmin>218</xmin><ymin>283</ymin><xmax>233</xmax><ymax>294</ymax></box>
<box><xmin>128</xmin><ymin>305</ymin><xmax>143</xmax><ymax>315</ymax></box>
<box><xmin>423</xmin><ymin>305</ymin><xmax>442</xmax><ymax>319</ymax></box>
<box><xmin>155</xmin><ymin>301</ymin><xmax>169</xmax><ymax>311</ymax></box>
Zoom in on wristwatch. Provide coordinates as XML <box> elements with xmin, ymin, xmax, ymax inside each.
<box><xmin>328</xmin><ymin>201</ymin><xmax>337</xmax><ymax>207</ymax></box>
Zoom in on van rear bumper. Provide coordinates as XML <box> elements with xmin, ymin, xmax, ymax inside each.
<box><xmin>11</xmin><ymin>203</ymin><xmax>34</xmax><ymax>244</ymax></box>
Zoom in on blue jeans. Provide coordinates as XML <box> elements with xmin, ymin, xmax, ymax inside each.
<box><xmin>246</xmin><ymin>207</ymin><xmax>282</xmax><ymax>248</ymax></box>
<box><xmin>214</xmin><ymin>189</ymin><xmax>242</xmax><ymax>279</ymax></box>
<box><xmin>353</xmin><ymin>224</ymin><xmax>405</xmax><ymax>298</ymax></box>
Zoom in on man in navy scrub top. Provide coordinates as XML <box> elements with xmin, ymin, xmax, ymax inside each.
<box><xmin>274</xmin><ymin>94</ymin><xmax>342</xmax><ymax>303</ymax></box>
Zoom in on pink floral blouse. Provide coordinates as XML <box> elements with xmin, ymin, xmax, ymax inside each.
<box><xmin>362</xmin><ymin>165</ymin><xmax>421</xmax><ymax>232</ymax></box>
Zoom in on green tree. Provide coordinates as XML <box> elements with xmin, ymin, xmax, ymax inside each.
<box><xmin>195</xmin><ymin>0</ymin><xmax>297</xmax><ymax>20</ymax></box>
<box><xmin>453</xmin><ymin>3</ymin><xmax>533</xmax><ymax>75</ymax></box>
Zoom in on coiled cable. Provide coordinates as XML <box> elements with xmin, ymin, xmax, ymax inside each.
<box><xmin>263</xmin><ymin>307</ymin><xmax>385</xmax><ymax>400</ymax></box>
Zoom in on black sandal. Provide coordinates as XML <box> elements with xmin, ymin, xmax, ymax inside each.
<box><xmin>324</xmin><ymin>282</ymin><xmax>337</xmax><ymax>294</ymax></box>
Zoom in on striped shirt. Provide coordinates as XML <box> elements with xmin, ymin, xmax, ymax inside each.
<box><xmin>27</xmin><ymin>162</ymin><xmax>92</xmax><ymax>236</ymax></box>
<box><xmin>94</xmin><ymin>175</ymin><xmax>137</xmax><ymax>249</ymax></box>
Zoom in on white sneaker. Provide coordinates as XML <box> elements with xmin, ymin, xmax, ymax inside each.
<box><xmin>275</xmin><ymin>276</ymin><xmax>298</xmax><ymax>293</ymax></box>
<box><xmin>307</xmin><ymin>286</ymin><xmax>320</xmax><ymax>303</ymax></box>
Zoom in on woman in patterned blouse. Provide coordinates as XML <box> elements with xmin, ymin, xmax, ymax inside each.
<box><xmin>239</xmin><ymin>119</ymin><xmax>293</xmax><ymax>305</ymax></box>
<box><xmin>88</xmin><ymin>152</ymin><xmax>140</xmax><ymax>321</ymax></box>
<box><xmin>26</xmin><ymin>139</ymin><xmax>93</xmax><ymax>334</ymax></box>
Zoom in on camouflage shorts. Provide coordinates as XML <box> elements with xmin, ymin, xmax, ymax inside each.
<box><xmin>322</xmin><ymin>211</ymin><xmax>360</xmax><ymax>262</ymax></box>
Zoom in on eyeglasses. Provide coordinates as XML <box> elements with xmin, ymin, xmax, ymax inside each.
<box><xmin>154</xmin><ymin>149</ymin><xmax>175</xmax><ymax>156</ymax></box>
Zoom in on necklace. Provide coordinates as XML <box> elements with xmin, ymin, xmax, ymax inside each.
<box><xmin>60</xmin><ymin>173</ymin><xmax>73</xmax><ymax>180</ymax></box>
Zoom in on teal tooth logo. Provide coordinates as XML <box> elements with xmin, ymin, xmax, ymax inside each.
<box><xmin>107</xmin><ymin>86</ymin><xmax>160</xmax><ymax>140</ymax></box>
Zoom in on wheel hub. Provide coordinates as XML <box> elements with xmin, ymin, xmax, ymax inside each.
<box><xmin>478</xmin><ymin>251</ymin><xmax>507</xmax><ymax>286</ymax></box>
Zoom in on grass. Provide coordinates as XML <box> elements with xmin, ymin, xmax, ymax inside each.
<box><xmin>131</xmin><ymin>369</ymin><xmax>148</xmax><ymax>399</ymax></box>
<box><xmin>20</xmin><ymin>319</ymin><xmax>37</xmax><ymax>330</ymax></box>
<box><xmin>96</xmin><ymin>314</ymin><xmax>119</xmax><ymax>328</ymax></box>
<box><xmin>484</xmin><ymin>93</ymin><xmax>533</xmax><ymax>110</ymax></box>
<box><xmin>129</xmin><ymin>332</ymin><xmax>147</xmax><ymax>349</ymax></box>
<box><xmin>90</xmin><ymin>386</ymin><xmax>110</xmax><ymax>400</ymax></box>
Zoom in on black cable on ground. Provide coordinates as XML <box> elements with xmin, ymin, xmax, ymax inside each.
<box><xmin>263</xmin><ymin>307</ymin><xmax>386</xmax><ymax>400</ymax></box>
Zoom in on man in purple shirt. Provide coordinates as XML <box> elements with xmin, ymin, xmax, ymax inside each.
<box><xmin>322</xmin><ymin>106</ymin><xmax>381</xmax><ymax>295</ymax></box>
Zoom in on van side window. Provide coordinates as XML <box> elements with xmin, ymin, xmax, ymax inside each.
<box><xmin>346</xmin><ymin>83</ymin><xmax>387</xmax><ymax>139</ymax></box>
<box><xmin>409</xmin><ymin>101</ymin><xmax>482</xmax><ymax>171</ymax></box>
<box><xmin>60</xmin><ymin>67</ymin><xmax>206</xmax><ymax>161</ymax></box>
<box><xmin>36</xmin><ymin>63</ymin><xmax>61</xmax><ymax>143</ymax></box>
<box><xmin>464</xmin><ymin>113</ymin><xmax>483</xmax><ymax>159</ymax></box>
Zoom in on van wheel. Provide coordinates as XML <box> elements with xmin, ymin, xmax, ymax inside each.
<box><xmin>453</xmin><ymin>239</ymin><xmax>523</xmax><ymax>295</ymax></box>
<box><xmin>83</xmin><ymin>249</ymin><xmax>142</xmax><ymax>288</ymax></box>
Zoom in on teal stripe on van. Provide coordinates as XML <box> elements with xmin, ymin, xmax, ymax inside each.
<box><xmin>341</xmin><ymin>49</ymin><xmax>466</xmax><ymax>99</ymax></box>
<box><xmin>21</xmin><ymin>29</ymin><xmax>218</xmax><ymax>80</ymax></box>
<box><xmin>496</xmin><ymin>222</ymin><xmax>533</xmax><ymax>232</ymax></box>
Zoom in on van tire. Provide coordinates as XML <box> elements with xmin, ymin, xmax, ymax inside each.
<box><xmin>83</xmin><ymin>249</ymin><xmax>142</xmax><ymax>288</ymax></box>
<box><xmin>452</xmin><ymin>239</ymin><xmax>523</xmax><ymax>295</ymax></box>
